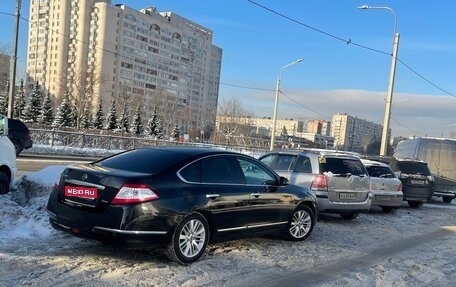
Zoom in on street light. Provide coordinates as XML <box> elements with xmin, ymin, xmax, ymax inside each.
<box><xmin>270</xmin><ymin>58</ymin><xmax>303</xmax><ymax>151</ymax></box>
<box><xmin>358</xmin><ymin>5</ymin><xmax>400</xmax><ymax>156</ymax></box>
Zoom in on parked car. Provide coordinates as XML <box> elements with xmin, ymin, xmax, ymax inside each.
<box><xmin>361</xmin><ymin>159</ymin><xmax>403</xmax><ymax>213</ymax></box>
<box><xmin>259</xmin><ymin>149</ymin><xmax>371</xmax><ymax>220</ymax></box>
<box><xmin>389</xmin><ymin>157</ymin><xmax>434</xmax><ymax>208</ymax></box>
<box><xmin>46</xmin><ymin>146</ymin><xmax>317</xmax><ymax>264</ymax></box>
<box><xmin>8</xmin><ymin>118</ymin><xmax>33</xmax><ymax>155</ymax></box>
<box><xmin>0</xmin><ymin>114</ymin><xmax>17</xmax><ymax>194</ymax></box>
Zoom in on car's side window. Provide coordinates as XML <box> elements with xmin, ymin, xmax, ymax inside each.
<box><xmin>201</xmin><ymin>156</ymin><xmax>244</xmax><ymax>184</ymax></box>
<box><xmin>274</xmin><ymin>155</ymin><xmax>295</xmax><ymax>171</ymax></box>
<box><xmin>294</xmin><ymin>155</ymin><xmax>312</xmax><ymax>173</ymax></box>
<box><xmin>179</xmin><ymin>160</ymin><xmax>202</xmax><ymax>183</ymax></box>
<box><xmin>237</xmin><ymin>157</ymin><xmax>276</xmax><ymax>185</ymax></box>
<box><xmin>259</xmin><ymin>154</ymin><xmax>276</xmax><ymax>167</ymax></box>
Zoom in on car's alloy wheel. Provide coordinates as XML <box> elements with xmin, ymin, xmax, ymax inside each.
<box><xmin>287</xmin><ymin>205</ymin><xmax>314</xmax><ymax>241</ymax></box>
<box><xmin>167</xmin><ymin>213</ymin><xmax>209</xmax><ymax>264</ymax></box>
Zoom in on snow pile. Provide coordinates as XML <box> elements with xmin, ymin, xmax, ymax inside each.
<box><xmin>0</xmin><ymin>166</ymin><xmax>66</xmax><ymax>239</ymax></box>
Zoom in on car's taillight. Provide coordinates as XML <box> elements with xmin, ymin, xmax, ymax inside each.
<box><xmin>111</xmin><ymin>183</ymin><xmax>159</xmax><ymax>205</ymax></box>
<box><xmin>397</xmin><ymin>182</ymin><xmax>403</xmax><ymax>192</ymax></box>
<box><xmin>310</xmin><ymin>175</ymin><xmax>328</xmax><ymax>191</ymax></box>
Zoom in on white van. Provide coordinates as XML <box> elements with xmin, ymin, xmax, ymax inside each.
<box><xmin>0</xmin><ymin>114</ymin><xmax>17</xmax><ymax>194</ymax></box>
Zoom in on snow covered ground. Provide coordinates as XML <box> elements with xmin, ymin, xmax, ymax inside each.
<box><xmin>1</xmin><ymin>146</ymin><xmax>456</xmax><ymax>286</ymax></box>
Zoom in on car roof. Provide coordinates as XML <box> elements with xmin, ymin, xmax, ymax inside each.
<box><xmin>266</xmin><ymin>148</ymin><xmax>362</xmax><ymax>159</ymax></box>
<box><xmin>360</xmin><ymin>159</ymin><xmax>390</xmax><ymax>167</ymax></box>
<box><xmin>135</xmin><ymin>146</ymin><xmax>241</xmax><ymax>157</ymax></box>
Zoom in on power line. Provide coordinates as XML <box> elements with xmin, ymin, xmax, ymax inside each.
<box><xmin>247</xmin><ymin>0</ymin><xmax>455</xmax><ymax>98</ymax></box>
<box><xmin>279</xmin><ymin>90</ymin><xmax>332</xmax><ymax>119</ymax></box>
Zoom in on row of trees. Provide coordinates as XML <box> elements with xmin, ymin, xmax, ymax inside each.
<box><xmin>0</xmin><ymin>81</ymin><xmax>183</xmax><ymax>140</ymax></box>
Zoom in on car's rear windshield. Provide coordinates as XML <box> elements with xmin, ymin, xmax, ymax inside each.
<box><xmin>95</xmin><ymin>149</ymin><xmax>183</xmax><ymax>173</ymax></box>
<box><xmin>397</xmin><ymin>161</ymin><xmax>431</xmax><ymax>176</ymax></box>
<box><xmin>320</xmin><ymin>157</ymin><xmax>367</xmax><ymax>176</ymax></box>
<box><xmin>366</xmin><ymin>165</ymin><xmax>395</xmax><ymax>178</ymax></box>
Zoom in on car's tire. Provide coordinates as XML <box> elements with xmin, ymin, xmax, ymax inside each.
<box><xmin>381</xmin><ymin>206</ymin><xmax>394</xmax><ymax>213</ymax></box>
<box><xmin>286</xmin><ymin>205</ymin><xmax>315</xmax><ymax>241</ymax></box>
<box><xmin>442</xmin><ymin>197</ymin><xmax>453</xmax><ymax>204</ymax></box>
<box><xmin>166</xmin><ymin>213</ymin><xmax>209</xmax><ymax>265</ymax></box>
<box><xmin>11</xmin><ymin>139</ymin><xmax>23</xmax><ymax>156</ymax></box>
<box><xmin>0</xmin><ymin>172</ymin><xmax>10</xmax><ymax>195</ymax></box>
<box><xmin>340</xmin><ymin>213</ymin><xmax>359</xmax><ymax>220</ymax></box>
<box><xmin>408</xmin><ymin>200</ymin><xmax>424</xmax><ymax>208</ymax></box>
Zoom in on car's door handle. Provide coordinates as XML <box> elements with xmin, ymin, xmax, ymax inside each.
<box><xmin>250</xmin><ymin>192</ymin><xmax>261</xmax><ymax>198</ymax></box>
<box><xmin>206</xmin><ymin>194</ymin><xmax>220</xmax><ymax>199</ymax></box>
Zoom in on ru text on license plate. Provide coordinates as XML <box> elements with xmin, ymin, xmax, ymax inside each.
<box><xmin>410</xmin><ymin>179</ymin><xmax>424</xmax><ymax>185</ymax></box>
<box><xmin>65</xmin><ymin>186</ymin><xmax>98</xmax><ymax>199</ymax></box>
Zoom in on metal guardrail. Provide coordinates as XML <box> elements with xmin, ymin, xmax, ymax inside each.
<box><xmin>29</xmin><ymin>128</ymin><xmax>270</xmax><ymax>156</ymax></box>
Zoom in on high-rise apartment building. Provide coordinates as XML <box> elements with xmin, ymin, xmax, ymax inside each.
<box><xmin>307</xmin><ymin>119</ymin><xmax>331</xmax><ymax>136</ymax></box>
<box><xmin>331</xmin><ymin>113</ymin><xmax>383</xmax><ymax>153</ymax></box>
<box><xmin>26</xmin><ymin>1</ymin><xmax>222</xmax><ymax>136</ymax></box>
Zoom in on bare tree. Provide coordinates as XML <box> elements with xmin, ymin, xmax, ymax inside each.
<box><xmin>216</xmin><ymin>98</ymin><xmax>254</xmax><ymax>145</ymax></box>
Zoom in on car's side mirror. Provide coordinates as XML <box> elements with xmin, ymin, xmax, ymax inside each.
<box><xmin>0</xmin><ymin>114</ymin><xmax>8</xmax><ymax>136</ymax></box>
<box><xmin>279</xmin><ymin>176</ymin><xmax>289</xmax><ymax>186</ymax></box>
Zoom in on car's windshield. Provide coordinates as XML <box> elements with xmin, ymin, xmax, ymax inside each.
<box><xmin>366</xmin><ymin>165</ymin><xmax>395</xmax><ymax>178</ymax></box>
<box><xmin>320</xmin><ymin>157</ymin><xmax>367</xmax><ymax>176</ymax></box>
<box><xmin>397</xmin><ymin>161</ymin><xmax>431</xmax><ymax>176</ymax></box>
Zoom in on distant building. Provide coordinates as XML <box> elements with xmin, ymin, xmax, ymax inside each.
<box><xmin>307</xmin><ymin>119</ymin><xmax>331</xmax><ymax>135</ymax></box>
<box><xmin>26</xmin><ymin>1</ymin><xmax>222</xmax><ymax>137</ymax></box>
<box><xmin>0</xmin><ymin>54</ymin><xmax>10</xmax><ymax>94</ymax></box>
<box><xmin>331</xmin><ymin>113</ymin><xmax>383</xmax><ymax>153</ymax></box>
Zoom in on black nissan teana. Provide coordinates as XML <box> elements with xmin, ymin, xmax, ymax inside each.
<box><xmin>46</xmin><ymin>146</ymin><xmax>317</xmax><ymax>264</ymax></box>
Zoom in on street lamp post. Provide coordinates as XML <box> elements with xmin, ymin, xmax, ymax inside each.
<box><xmin>270</xmin><ymin>58</ymin><xmax>303</xmax><ymax>151</ymax></box>
<box><xmin>358</xmin><ymin>5</ymin><xmax>400</xmax><ymax>156</ymax></box>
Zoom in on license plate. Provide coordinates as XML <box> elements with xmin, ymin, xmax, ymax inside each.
<box><xmin>376</xmin><ymin>196</ymin><xmax>393</xmax><ymax>201</ymax></box>
<box><xmin>339</xmin><ymin>193</ymin><xmax>357</xmax><ymax>200</ymax></box>
<box><xmin>410</xmin><ymin>179</ymin><xmax>424</xmax><ymax>185</ymax></box>
<box><xmin>65</xmin><ymin>186</ymin><xmax>98</xmax><ymax>199</ymax></box>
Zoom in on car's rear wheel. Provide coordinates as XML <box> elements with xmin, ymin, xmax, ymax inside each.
<box><xmin>286</xmin><ymin>205</ymin><xmax>315</xmax><ymax>241</ymax></box>
<box><xmin>167</xmin><ymin>213</ymin><xmax>209</xmax><ymax>265</ymax></box>
<box><xmin>381</xmin><ymin>206</ymin><xmax>394</xmax><ymax>213</ymax></box>
<box><xmin>443</xmin><ymin>196</ymin><xmax>453</xmax><ymax>204</ymax></box>
<box><xmin>340</xmin><ymin>213</ymin><xmax>358</xmax><ymax>220</ymax></box>
<box><xmin>407</xmin><ymin>200</ymin><xmax>424</xmax><ymax>208</ymax></box>
<box><xmin>0</xmin><ymin>172</ymin><xmax>10</xmax><ymax>194</ymax></box>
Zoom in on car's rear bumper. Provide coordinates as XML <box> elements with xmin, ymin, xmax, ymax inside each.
<box><xmin>402</xmin><ymin>186</ymin><xmax>434</xmax><ymax>201</ymax></box>
<box><xmin>314</xmin><ymin>191</ymin><xmax>373</xmax><ymax>213</ymax></box>
<box><xmin>46</xmin><ymin>189</ymin><xmax>175</xmax><ymax>247</ymax></box>
<box><xmin>371</xmin><ymin>191</ymin><xmax>403</xmax><ymax>207</ymax></box>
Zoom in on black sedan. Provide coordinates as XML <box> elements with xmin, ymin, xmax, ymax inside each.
<box><xmin>47</xmin><ymin>146</ymin><xmax>317</xmax><ymax>264</ymax></box>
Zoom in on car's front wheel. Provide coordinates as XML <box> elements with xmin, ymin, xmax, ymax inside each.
<box><xmin>167</xmin><ymin>213</ymin><xmax>209</xmax><ymax>265</ymax></box>
<box><xmin>442</xmin><ymin>196</ymin><xmax>453</xmax><ymax>204</ymax></box>
<box><xmin>407</xmin><ymin>200</ymin><xmax>424</xmax><ymax>208</ymax></box>
<box><xmin>286</xmin><ymin>205</ymin><xmax>315</xmax><ymax>241</ymax></box>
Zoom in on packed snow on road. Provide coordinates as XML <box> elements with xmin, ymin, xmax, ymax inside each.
<box><xmin>1</xmin><ymin>147</ymin><xmax>456</xmax><ymax>286</ymax></box>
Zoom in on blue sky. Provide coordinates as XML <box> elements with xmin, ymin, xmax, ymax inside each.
<box><xmin>1</xmin><ymin>0</ymin><xmax>455</xmax><ymax>138</ymax></box>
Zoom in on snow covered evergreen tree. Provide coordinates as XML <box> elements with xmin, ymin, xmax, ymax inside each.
<box><xmin>105</xmin><ymin>99</ymin><xmax>118</xmax><ymax>131</ymax></box>
<box><xmin>172</xmin><ymin>124</ymin><xmax>180</xmax><ymax>141</ymax></box>
<box><xmin>0</xmin><ymin>87</ymin><xmax>7</xmax><ymax>115</ymax></box>
<box><xmin>80</xmin><ymin>107</ymin><xmax>91</xmax><ymax>129</ymax></box>
<box><xmin>53</xmin><ymin>92</ymin><xmax>73</xmax><ymax>127</ymax></box>
<box><xmin>39</xmin><ymin>92</ymin><xmax>54</xmax><ymax>125</ymax></box>
<box><xmin>156</xmin><ymin>117</ymin><xmax>164</xmax><ymax>139</ymax></box>
<box><xmin>117</xmin><ymin>109</ymin><xmax>130</xmax><ymax>134</ymax></box>
<box><xmin>24</xmin><ymin>82</ymin><xmax>43</xmax><ymax>123</ymax></box>
<box><xmin>13</xmin><ymin>80</ymin><xmax>27</xmax><ymax>119</ymax></box>
<box><xmin>131</xmin><ymin>106</ymin><xmax>143</xmax><ymax>135</ymax></box>
<box><xmin>93</xmin><ymin>101</ymin><xmax>104</xmax><ymax>130</ymax></box>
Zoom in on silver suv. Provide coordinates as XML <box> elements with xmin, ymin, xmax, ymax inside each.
<box><xmin>259</xmin><ymin>149</ymin><xmax>372</xmax><ymax>219</ymax></box>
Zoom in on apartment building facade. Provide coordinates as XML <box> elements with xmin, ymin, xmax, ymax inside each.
<box><xmin>307</xmin><ymin>119</ymin><xmax>331</xmax><ymax>136</ymax></box>
<box><xmin>26</xmin><ymin>0</ymin><xmax>222</xmax><ymax>137</ymax></box>
<box><xmin>331</xmin><ymin>113</ymin><xmax>383</xmax><ymax>153</ymax></box>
